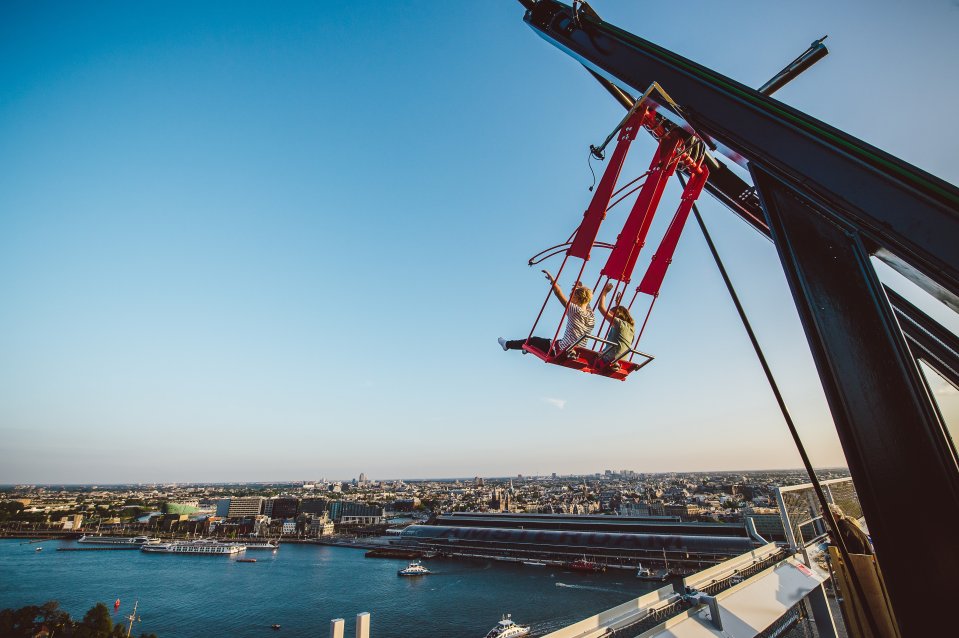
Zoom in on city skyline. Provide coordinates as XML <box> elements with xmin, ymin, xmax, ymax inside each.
<box><xmin>1</xmin><ymin>465</ymin><xmax>853</xmax><ymax>488</ymax></box>
<box><xmin>2</xmin><ymin>1</ymin><xmax>957</xmax><ymax>484</ymax></box>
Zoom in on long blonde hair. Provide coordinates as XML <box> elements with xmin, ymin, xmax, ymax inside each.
<box><xmin>572</xmin><ymin>286</ymin><xmax>592</xmax><ymax>306</ymax></box>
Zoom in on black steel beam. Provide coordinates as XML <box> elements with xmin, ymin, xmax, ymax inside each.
<box><xmin>524</xmin><ymin>0</ymin><xmax>959</xmax><ymax>312</ymax></box>
<box><xmin>752</xmin><ymin>163</ymin><xmax>959</xmax><ymax>636</ymax></box>
<box><xmin>886</xmin><ymin>287</ymin><xmax>959</xmax><ymax>390</ymax></box>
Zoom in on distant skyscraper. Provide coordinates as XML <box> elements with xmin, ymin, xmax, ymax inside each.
<box><xmin>359</xmin><ymin>473</ymin><xmax>367</xmax><ymax>483</ymax></box>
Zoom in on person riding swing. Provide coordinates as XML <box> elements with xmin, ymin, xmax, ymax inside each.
<box><xmin>594</xmin><ymin>282</ymin><xmax>636</xmax><ymax>372</ymax></box>
<box><xmin>498</xmin><ymin>270</ymin><xmax>595</xmax><ymax>361</ymax></box>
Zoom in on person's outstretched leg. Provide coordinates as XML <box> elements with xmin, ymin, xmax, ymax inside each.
<box><xmin>498</xmin><ymin>336</ymin><xmax>551</xmax><ymax>352</ymax></box>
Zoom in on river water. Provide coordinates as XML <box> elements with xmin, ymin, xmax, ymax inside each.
<box><xmin>0</xmin><ymin>539</ymin><xmax>666</xmax><ymax>637</ymax></box>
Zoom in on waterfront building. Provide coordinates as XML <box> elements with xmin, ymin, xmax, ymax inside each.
<box><xmin>227</xmin><ymin>497</ymin><xmax>264</xmax><ymax>518</ymax></box>
<box><xmin>267</xmin><ymin>497</ymin><xmax>299</xmax><ymax>520</ymax></box>
<box><xmin>329</xmin><ymin>502</ymin><xmax>385</xmax><ymax>525</ymax></box>
<box><xmin>396</xmin><ymin>513</ymin><xmax>764</xmax><ymax>571</ymax></box>
<box><xmin>215</xmin><ymin>498</ymin><xmax>230</xmax><ymax>518</ymax></box>
<box><xmin>310</xmin><ymin>518</ymin><xmax>335</xmax><ymax>536</ymax></box>
<box><xmin>299</xmin><ymin>497</ymin><xmax>328</xmax><ymax>516</ymax></box>
<box><xmin>59</xmin><ymin>514</ymin><xmax>83</xmax><ymax>530</ymax></box>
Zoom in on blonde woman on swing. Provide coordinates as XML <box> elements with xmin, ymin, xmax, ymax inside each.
<box><xmin>498</xmin><ymin>270</ymin><xmax>595</xmax><ymax>360</ymax></box>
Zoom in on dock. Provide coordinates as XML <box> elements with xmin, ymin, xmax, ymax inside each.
<box><xmin>57</xmin><ymin>546</ymin><xmax>141</xmax><ymax>551</ymax></box>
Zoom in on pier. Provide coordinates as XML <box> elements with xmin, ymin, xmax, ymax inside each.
<box><xmin>56</xmin><ymin>546</ymin><xmax>141</xmax><ymax>551</ymax></box>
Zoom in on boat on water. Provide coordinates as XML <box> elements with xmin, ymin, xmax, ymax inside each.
<box><xmin>243</xmin><ymin>540</ymin><xmax>279</xmax><ymax>550</ymax></box>
<box><xmin>237</xmin><ymin>558</ymin><xmax>257</xmax><ymax>563</ymax></box>
<box><xmin>522</xmin><ymin>561</ymin><xmax>546</xmax><ymax>567</ymax></box>
<box><xmin>141</xmin><ymin>540</ymin><xmax>246</xmax><ymax>555</ymax></box>
<box><xmin>483</xmin><ymin>614</ymin><xmax>530</xmax><ymax>638</ymax></box>
<box><xmin>635</xmin><ymin>563</ymin><xmax>669</xmax><ymax>581</ymax></box>
<box><xmin>564</xmin><ymin>557</ymin><xmax>606</xmax><ymax>573</ymax></box>
<box><xmin>398</xmin><ymin>560</ymin><xmax>431</xmax><ymax>576</ymax></box>
<box><xmin>35</xmin><ymin>547</ymin><xmax>42</xmax><ymax>552</ymax></box>
<box><xmin>78</xmin><ymin>535</ymin><xmax>156</xmax><ymax>545</ymax></box>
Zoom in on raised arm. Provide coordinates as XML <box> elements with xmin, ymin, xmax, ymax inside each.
<box><xmin>597</xmin><ymin>282</ymin><xmax>617</xmax><ymax>323</ymax></box>
<box><xmin>542</xmin><ymin>270</ymin><xmax>569</xmax><ymax>307</ymax></box>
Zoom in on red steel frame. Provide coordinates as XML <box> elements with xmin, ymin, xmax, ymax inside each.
<box><xmin>523</xmin><ymin>126</ymin><xmax>709</xmax><ymax>381</ymax></box>
<box><xmin>601</xmin><ymin>130</ymin><xmax>684</xmax><ymax>284</ymax></box>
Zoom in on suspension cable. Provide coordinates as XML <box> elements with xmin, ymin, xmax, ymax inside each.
<box><xmin>681</xmin><ymin>172</ymin><xmax>882</xmax><ymax>638</ymax></box>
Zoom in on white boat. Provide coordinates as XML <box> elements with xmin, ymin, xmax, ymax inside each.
<box><xmin>141</xmin><ymin>540</ymin><xmax>246</xmax><ymax>555</ymax></box>
<box><xmin>243</xmin><ymin>540</ymin><xmax>279</xmax><ymax>550</ymax></box>
<box><xmin>636</xmin><ymin>563</ymin><xmax>669</xmax><ymax>581</ymax></box>
<box><xmin>78</xmin><ymin>535</ymin><xmax>156</xmax><ymax>545</ymax></box>
<box><xmin>398</xmin><ymin>560</ymin><xmax>431</xmax><ymax>576</ymax></box>
<box><xmin>522</xmin><ymin>561</ymin><xmax>547</xmax><ymax>567</ymax></box>
<box><xmin>484</xmin><ymin>614</ymin><xmax>530</xmax><ymax>638</ymax></box>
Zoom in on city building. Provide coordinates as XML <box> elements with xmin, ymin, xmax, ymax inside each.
<box><xmin>226</xmin><ymin>497</ymin><xmax>264</xmax><ymax>518</ymax></box>
<box><xmin>266</xmin><ymin>497</ymin><xmax>299</xmax><ymax>520</ymax></box>
<box><xmin>397</xmin><ymin>513</ymin><xmax>764</xmax><ymax>571</ymax></box>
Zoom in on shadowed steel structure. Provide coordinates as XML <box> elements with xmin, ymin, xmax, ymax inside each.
<box><xmin>518</xmin><ymin>1</ymin><xmax>959</xmax><ymax>634</ymax></box>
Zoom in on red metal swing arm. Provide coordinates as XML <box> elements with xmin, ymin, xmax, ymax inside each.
<box><xmin>638</xmin><ymin>162</ymin><xmax>711</xmax><ymax>296</ymax></box>
<box><xmin>567</xmin><ymin>108</ymin><xmax>650</xmax><ymax>261</ymax></box>
<box><xmin>600</xmin><ymin>130</ymin><xmax>684</xmax><ymax>284</ymax></box>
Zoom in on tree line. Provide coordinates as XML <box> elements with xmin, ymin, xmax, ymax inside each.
<box><xmin>0</xmin><ymin>601</ymin><xmax>158</xmax><ymax>638</ymax></box>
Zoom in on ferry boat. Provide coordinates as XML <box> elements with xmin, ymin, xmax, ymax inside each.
<box><xmin>243</xmin><ymin>540</ymin><xmax>279</xmax><ymax>550</ymax></box>
<box><xmin>522</xmin><ymin>561</ymin><xmax>546</xmax><ymax>567</ymax></box>
<box><xmin>397</xmin><ymin>560</ymin><xmax>431</xmax><ymax>576</ymax></box>
<box><xmin>141</xmin><ymin>540</ymin><xmax>246</xmax><ymax>555</ymax></box>
<box><xmin>78</xmin><ymin>535</ymin><xmax>156</xmax><ymax>545</ymax></box>
<box><xmin>564</xmin><ymin>557</ymin><xmax>606</xmax><ymax>573</ymax></box>
<box><xmin>483</xmin><ymin>614</ymin><xmax>530</xmax><ymax>638</ymax></box>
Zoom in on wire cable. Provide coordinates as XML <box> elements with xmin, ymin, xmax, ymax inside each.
<box><xmin>682</xmin><ymin>172</ymin><xmax>883</xmax><ymax>638</ymax></box>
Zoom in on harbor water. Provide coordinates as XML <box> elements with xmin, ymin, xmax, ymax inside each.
<box><xmin>0</xmin><ymin>539</ymin><xmax>667</xmax><ymax>637</ymax></box>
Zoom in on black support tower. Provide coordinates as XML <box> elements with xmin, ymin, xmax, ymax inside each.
<box><xmin>521</xmin><ymin>2</ymin><xmax>959</xmax><ymax>633</ymax></box>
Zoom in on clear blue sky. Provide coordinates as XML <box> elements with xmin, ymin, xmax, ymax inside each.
<box><xmin>1</xmin><ymin>0</ymin><xmax>957</xmax><ymax>483</ymax></box>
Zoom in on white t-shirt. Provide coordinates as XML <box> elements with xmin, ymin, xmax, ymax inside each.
<box><xmin>557</xmin><ymin>304</ymin><xmax>595</xmax><ymax>351</ymax></box>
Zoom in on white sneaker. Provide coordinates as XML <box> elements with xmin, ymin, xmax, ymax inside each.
<box><xmin>497</xmin><ymin>337</ymin><xmax>508</xmax><ymax>351</ymax></box>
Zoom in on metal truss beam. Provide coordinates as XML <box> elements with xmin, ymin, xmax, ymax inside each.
<box><xmin>752</xmin><ymin>163</ymin><xmax>959</xmax><ymax>636</ymax></box>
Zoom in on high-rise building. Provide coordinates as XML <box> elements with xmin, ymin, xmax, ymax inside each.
<box><xmin>358</xmin><ymin>473</ymin><xmax>367</xmax><ymax>483</ymax></box>
<box><xmin>227</xmin><ymin>497</ymin><xmax>264</xmax><ymax>518</ymax></box>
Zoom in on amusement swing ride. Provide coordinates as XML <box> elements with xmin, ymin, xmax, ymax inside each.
<box><xmin>517</xmin><ymin>83</ymin><xmax>712</xmax><ymax>382</ymax></box>
<box><xmin>506</xmin><ymin>1</ymin><xmax>959</xmax><ymax>634</ymax></box>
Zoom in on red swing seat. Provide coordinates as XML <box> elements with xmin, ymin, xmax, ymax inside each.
<box><xmin>521</xmin><ymin>339</ymin><xmax>654</xmax><ymax>382</ymax></box>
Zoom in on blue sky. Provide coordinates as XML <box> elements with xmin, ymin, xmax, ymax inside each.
<box><xmin>1</xmin><ymin>0</ymin><xmax>957</xmax><ymax>483</ymax></box>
